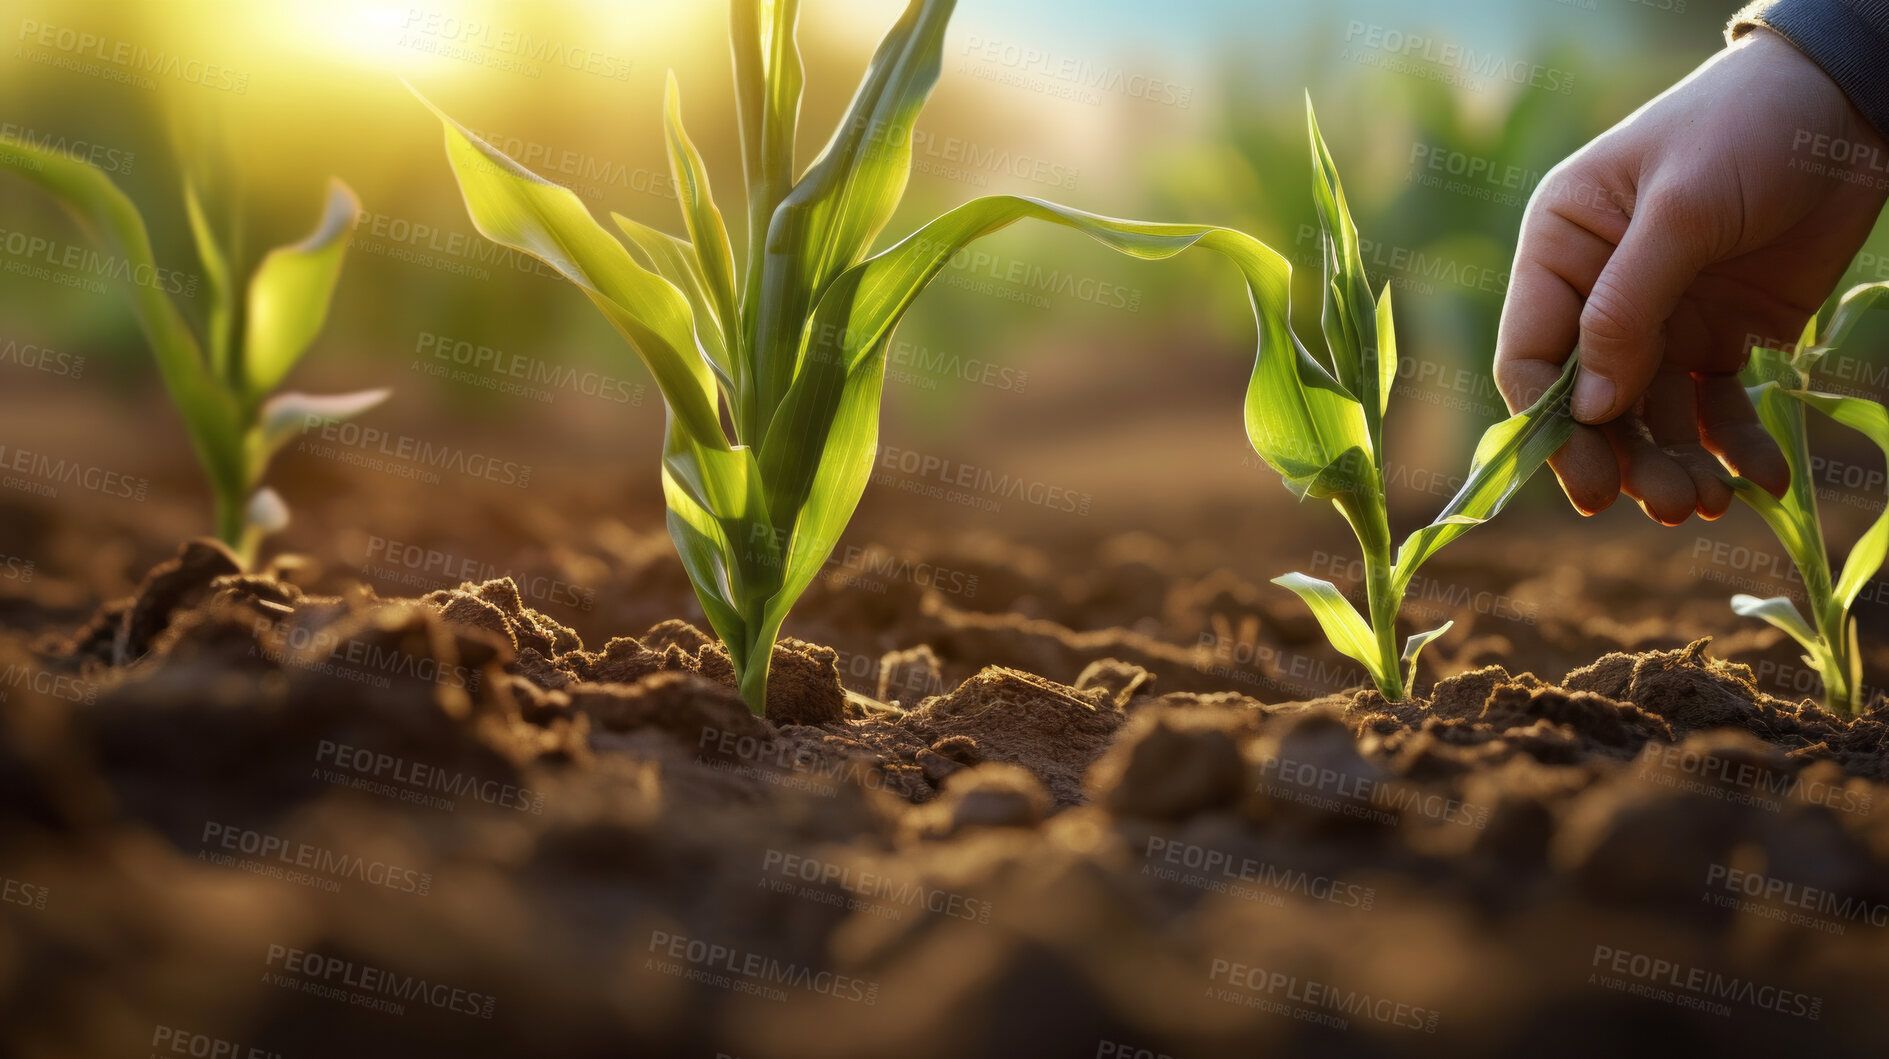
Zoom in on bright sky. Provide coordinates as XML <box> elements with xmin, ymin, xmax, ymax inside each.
<box><xmin>950</xmin><ymin>0</ymin><xmax>1664</xmax><ymax>60</ymax></box>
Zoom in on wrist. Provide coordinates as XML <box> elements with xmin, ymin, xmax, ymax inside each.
<box><xmin>1734</xmin><ymin>10</ymin><xmax>1889</xmax><ymax>143</ymax></box>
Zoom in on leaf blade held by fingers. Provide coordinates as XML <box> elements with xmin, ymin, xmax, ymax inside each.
<box><xmin>1392</xmin><ymin>353</ymin><xmax>1581</xmax><ymax>592</ymax></box>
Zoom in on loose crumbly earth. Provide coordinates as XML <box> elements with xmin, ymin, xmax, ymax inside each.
<box><xmin>2</xmin><ymin>532</ymin><xmax>1887</xmax><ymax>1058</ymax></box>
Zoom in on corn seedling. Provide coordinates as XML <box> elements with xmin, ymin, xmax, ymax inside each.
<box><xmin>0</xmin><ymin>143</ymin><xmax>383</xmax><ymax>568</ymax></box>
<box><xmin>1250</xmin><ymin>103</ymin><xmax>1580</xmax><ymax>702</ymax></box>
<box><xmin>414</xmin><ymin>0</ymin><xmax>1422</xmax><ymax>716</ymax></box>
<box><xmin>1727</xmin><ymin>282</ymin><xmax>1889</xmax><ymax>716</ymax></box>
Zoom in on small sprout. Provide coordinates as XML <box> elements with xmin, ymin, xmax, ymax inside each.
<box><xmin>242</xmin><ymin>487</ymin><xmax>292</xmax><ymax>565</ymax></box>
<box><xmin>1246</xmin><ymin>99</ymin><xmax>1580</xmax><ymax>701</ymax></box>
<box><xmin>415</xmin><ymin>1</ymin><xmax>1393</xmax><ymax>716</ymax></box>
<box><xmin>1726</xmin><ymin>282</ymin><xmax>1889</xmax><ymax>715</ymax></box>
<box><xmin>0</xmin><ymin>145</ymin><xmax>384</xmax><ymax>568</ymax></box>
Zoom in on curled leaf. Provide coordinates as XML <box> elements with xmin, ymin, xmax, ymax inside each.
<box><xmin>1272</xmin><ymin>572</ymin><xmax>1383</xmax><ymax>687</ymax></box>
<box><xmin>243</xmin><ymin>179</ymin><xmax>361</xmax><ymax>399</ymax></box>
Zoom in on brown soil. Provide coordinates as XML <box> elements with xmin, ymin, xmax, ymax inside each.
<box><xmin>6</xmin><ymin>369</ymin><xmax>1889</xmax><ymax>1056</ymax></box>
<box><xmin>3</xmin><ymin>518</ymin><xmax>1888</xmax><ymax>1058</ymax></box>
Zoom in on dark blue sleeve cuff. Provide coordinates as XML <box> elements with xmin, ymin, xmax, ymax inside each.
<box><xmin>1731</xmin><ymin>0</ymin><xmax>1889</xmax><ymax>138</ymax></box>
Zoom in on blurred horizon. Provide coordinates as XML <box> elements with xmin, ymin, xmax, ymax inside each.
<box><xmin>3</xmin><ymin>0</ymin><xmax>1885</xmax><ymax>537</ymax></box>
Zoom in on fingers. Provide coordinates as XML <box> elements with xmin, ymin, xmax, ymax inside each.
<box><xmin>1496</xmin><ymin>169</ymin><xmax>1626</xmax><ymax>515</ymax></box>
<box><xmin>1495</xmin><ymin>188</ymin><xmax>1618</xmax><ymax>414</ymax></box>
<box><xmin>1551</xmin><ymin>424</ymin><xmax>1620</xmax><ymax>516</ymax></box>
<box><xmin>1697</xmin><ymin>372</ymin><xmax>1790</xmax><ymax>497</ymax></box>
<box><xmin>1642</xmin><ymin>373</ymin><xmax>1734</xmax><ymax>519</ymax></box>
<box><xmin>1606</xmin><ymin>414</ymin><xmax>1698</xmax><ymax>525</ymax></box>
<box><xmin>1574</xmin><ymin>200</ymin><xmax>1710</xmax><ymax>423</ymax></box>
<box><xmin>1687</xmin><ymin>271</ymin><xmax>1815</xmax><ymax>373</ymax></box>
<box><xmin>1501</xmin><ymin>357</ymin><xmax>1619</xmax><ymax>514</ymax></box>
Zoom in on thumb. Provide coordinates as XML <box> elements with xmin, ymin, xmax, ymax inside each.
<box><xmin>1573</xmin><ymin>209</ymin><xmax>1706</xmax><ymax>423</ymax></box>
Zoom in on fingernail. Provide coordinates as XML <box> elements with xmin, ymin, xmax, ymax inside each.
<box><xmin>1571</xmin><ymin>373</ymin><xmax>1615</xmax><ymax>423</ymax></box>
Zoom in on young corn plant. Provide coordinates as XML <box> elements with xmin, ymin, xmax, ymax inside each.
<box><xmin>0</xmin><ymin>142</ymin><xmax>384</xmax><ymax>568</ymax></box>
<box><xmin>1251</xmin><ymin>103</ymin><xmax>1581</xmax><ymax>702</ymax></box>
<box><xmin>1726</xmin><ymin>282</ymin><xmax>1889</xmax><ymax>716</ymax></box>
<box><xmin>415</xmin><ymin>0</ymin><xmax>1392</xmax><ymax>716</ymax></box>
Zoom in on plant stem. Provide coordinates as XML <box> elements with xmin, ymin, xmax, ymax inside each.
<box><xmin>734</xmin><ymin>614</ymin><xmax>782</xmax><ymax>717</ymax></box>
<box><xmin>1814</xmin><ymin>597</ymin><xmax>1856</xmax><ymax>714</ymax></box>
<box><xmin>1784</xmin><ymin>424</ymin><xmax>1855</xmax><ymax>714</ymax></box>
<box><xmin>1337</xmin><ymin>489</ymin><xmax>1405</xmax><ymax>700</ymax></box>
<box><xmin>212</xmin><ymin>488</ymin><xmax>248</xmax><ymax>566</ymax></box>
<box><xmin>1367</xmin><ymin>565</ymin><xmax>1404</xmax><ymax>700</ymax></box>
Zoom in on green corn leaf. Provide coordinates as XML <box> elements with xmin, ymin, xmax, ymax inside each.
<box><xmin>252</xmin><ymin>388</ymin><xmax>391</xmax><ymax>467</ymax></box>
<box><xmin>1402</xmin><ymin>621</ymin><xmax>1453</xmax><ymax>692</ymax></box>
<box><xmin>663</xmin><ymin>495</ymin><xmax>752</xmax><ymax>661</ymax></box>
<box><xmin>1817</xmin><ymin>281</ymin><xmax>1888</xmax><ymax>356</ymax></box>
<box><xmin>183</xmin><ymin>179</ymin><xmax>236</xmax><ymax>380</ymax></box>
<box><xmin>612</xmin><ymin>212</ymin><xmax>736</xmax><ymax>395</ymax></box>
<box><xmin>1735</xmin><ymin>380</ymin><xmax>1828</xmax><ymax>588</ymax></box>
<box><xmin>1272</xmin><ymin>572</ymin><xmax>1384</xmax><ymax>684</ymax></box>
<box><xmin>731</xmin><ymin>0</ymin><xmax>802</xmax><ymax>308</ymax></box>
<box><xmin>1731</xmin><ymin>594</ymin><xmax>1822</xmax><ymax>656</ymax></box>
<box><xmin>662</xmin><ymin>73</ymin><xmax>744</xmax><ymax>375</ymax></box>
<box><xmin>661</xmin><ymin>420</ymin><xmax>780</xmax><ymax>705</ymax></box>
<box><xmin>1754</xmin><ymin>381</ymin><xmax>1815</xmax><ymax>513</ymax></box>
<box><xmin>242</xmin><ymin>179</ymin><xmax>360</xmax><ymax>402</ymax></box>
<box><xmin>1243</xmin><ymin>337</ymin><xmax>1371</xmax><ymax>503</ymax></box>
<box><xmin>1306</xmin><ymin>97</ymin><xmax>1381</xmax><ymax>445</ymax></box>
<box><xmin>749</xmin><ymin>0</ymin><xmax>955</xmax><ymax>434</ymax></box>
<box><xmin>1374</xmin><ymin>283</ymin><xmax>1397</xmax><ymax>419</ymax></box>
<box><xmin>1787</xmin><ymin>389</ymin><xmax>1889</xmax><ymax>612</ymax></box>
<box><xmin>0</xmin><ymin>139</ymin><xmax>244</xmax><ymax>501</ymax></box>
<box><xmin>413</xmin><ymin>85</ymin><xmax>726</xmax><ymax>450</ymax></box>
<box><xmin>735</xmin><ymin>197</ymin><xmax>1374</xmax><ymax>694</ymax></box>
<box><xmin>751</xmin><ymin>353</ymin><xmax>889</xmax><ymax>693</ymax></box>
<box><xmin>756</xmin><ymin>194</ymin><xmax>1370</xmax><ymax>570</ymax></box>
<box><xmin>1729</xmin><ymin>304</ymin><xmax>1888</xmax><ymax>714</ymax></box>
<box><xmin>1730</xmin><ymin>475</ymin><xmax>1826</xmax><ymax>598</ymax></box>
<box><xmin>1742</xmin><ymin>341</ymin><xmax>1805</xmax><ymax>389</ymax></box>
<box><xmin>1842</xmin><ymin>615</ymin><xmax>1863</xmax><ymax>704</ymax></box>
<box><xmin>1727</xmin><ymin>376</ymin><xmax>1841</xmax><ymax>708</ymax></box>
<box><xmin>1390</xmin><ymin>353</ymin><xmax>1580</xmax><ymax>593</ymax></box>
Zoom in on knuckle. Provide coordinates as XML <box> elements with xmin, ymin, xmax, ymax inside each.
<box><xmin>1493</xmin><ymin>359</ymin><xmax>1546</xmax><ymax>408</ymax></box>
<box><xmin>1632</xmin><ymin>188</ymin><xmax>1707</xmax><ymax>237</ymax></box>
<box><xmin>1492</xmin><ymin>359</ymin><xmax>1525</xmax><ymax>399</ymax></box>
<box><xmin>1580</xmin><ymin>282</ymin><xmax>1653</xmax><ymax>351</ymax></box>
<box><xmin>1530</xmin><ymin>154</ymin><xmax>1629</xmax><ymax>221</ymax></box>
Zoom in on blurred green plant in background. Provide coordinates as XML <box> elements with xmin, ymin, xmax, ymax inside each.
<box><xmin>0</xmin><ymin>139</ymin><xmax>382</xmax><ymax>567</ymax></box>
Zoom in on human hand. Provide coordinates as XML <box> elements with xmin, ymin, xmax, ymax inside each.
<box><xmin>1495</xmin><ymin>28</ymin><xmax>1889</xmax><ymax>523</ymax></box>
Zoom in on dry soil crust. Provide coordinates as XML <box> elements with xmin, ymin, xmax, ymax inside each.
<box><xmin>2</xmin><ymin>540</ymin><xmax>1887</xmax><ymax>1057</ymax></box>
